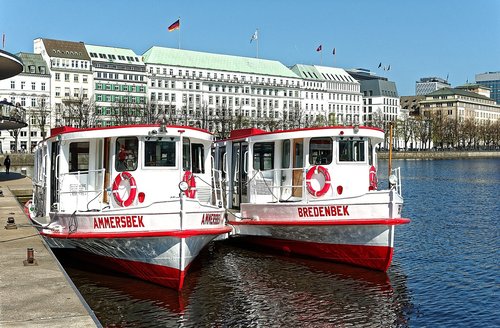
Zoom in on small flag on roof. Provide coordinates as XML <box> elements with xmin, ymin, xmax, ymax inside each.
<box><xmin>316</xmin><ymin>45</ymin><xmax>322</xmax><ymax>52</ymax></box>
<box><xmin>250</xmin><ymin>29</ymin><xmax>258</xmax><ymax>43</ymax></box>
<box><xmin>168</xmin><ymin>19</ymin><xmax>180</xmax><ymax>32</ymax></box>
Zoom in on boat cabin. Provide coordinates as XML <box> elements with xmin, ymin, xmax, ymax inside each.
<box><xmin>215</xmin><ymin>126</ymin><xmax>384</xmax><ymax>209</ymax></box>
<box><xmin>32</xmin><ymin>124</ymin><xmax>218</xmax><ymax>217</ymax></box>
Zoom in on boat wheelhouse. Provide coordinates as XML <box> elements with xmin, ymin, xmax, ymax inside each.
<box><xmin>29</xmin><ymin>124</ymin><xmax>229</xmax><ymax>289</ymax></box>
<box><xmin>215</xmin><ymin>126</ymin><xmax>410</xmax><ymax>271</ymax></box>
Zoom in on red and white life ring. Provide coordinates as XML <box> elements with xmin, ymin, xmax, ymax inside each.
<box><xmin>182</xmin><ymin>170</ymin><xmax>196</xmax><ymax>198</ymax></box>
<box><xmin>112</xmin><ymin>171</ymin><xmax>137</xmax><ymax>207</ymax></box>
<box><xmin>306</xmin><ymin>165</ymin><xmax>331</xmax><ymax>197</ymax></box>
<box><xmin>369</xmin><ymin>165</ymin><xmax>378</xmax><ymax>191</ymax></box>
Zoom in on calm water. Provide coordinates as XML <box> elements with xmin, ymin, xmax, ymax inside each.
<box><xmin>56</xmin><ymin>158</ymin><xmax>500</xmax><ymax>327</ymax></box>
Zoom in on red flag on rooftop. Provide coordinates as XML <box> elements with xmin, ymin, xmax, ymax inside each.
<box><xmin>316</xmin><ymin>45</ymin><xmax>322</xmax><ymax>52</ymax></box>
<box><xmin>168</xmin><ymin>19</ymin><xmax>180</xmax><ymax>32</ymax></box>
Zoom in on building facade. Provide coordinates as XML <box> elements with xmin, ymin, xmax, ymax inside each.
<box><xmin>347</xmin><ymin>69</ymin><xmax>401</xmax><ymax>126</ymax></box>
<box><xmin>0</xmin><ymin>37</ymin><xmax>410</xmax><ymax>152</ymax></box>
<box><xmin>420</xmin><ymin>87</ymin><xmax>500</xmax><ymax>123</ymax></box>
<box><xmin>34</xmin><ymin>38</ymin><xmax>93</xmax><ymax>128</ymax></box>
<box><xmin>143</xmin><ymin>46</ymin><xmax>302</xmax><ymax>133</ymax></box>
<box><xmin>415</xmin><ymin>77</ymin><xmax>451</xmax><ymax>96</ymax></box>
<box><xmin>85</xmin><ymin>44</ymin><xmax>147</xmax><ymax>127</ymax></box>
<box><xmin>0</xmin><ymin>53</ymin><xmax>50</xmax><ymax>152</ymax></box>
<box><xmin>475</xmin><ymin>71</ymin><xmax>500</xmax><ymax>104</ymax></box>
<box><xmin>290</xmin><ymin>65</ymin><xmax>362</xmax><ymax>125</ymax></box>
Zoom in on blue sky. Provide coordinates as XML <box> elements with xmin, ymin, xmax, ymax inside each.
<box><xmin>1</xmin><ymin>0</ymin><xmax>499</xmax><ymax>96</ymax></box>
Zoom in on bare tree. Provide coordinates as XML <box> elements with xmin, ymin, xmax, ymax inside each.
<box><xmin>396</xmin><ymin>113</ymin><xmax>413</xmax><ymax>150</ymax></box>
<box><xmin>62</xmin><ymin>94</ymin><xmax>95</xmax><ymax>128</ymax></box>
<box><xmin>30</xmin><ymin>96</ymin><xmax>51</xmax><ymax>139</ymax></box>
<box><xmin>413</xmin><ymin>115</ymin><xmax>431</xmax><ymax>149</ymax></box>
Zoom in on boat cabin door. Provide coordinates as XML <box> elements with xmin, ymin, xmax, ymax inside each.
<box><xmin>231</xmin><ymin>141</ymin><xmax>248</xmax><ymax>209</ymax></box>
<box><xmin>50</xmin><ymin>141</ymin><xmax>60</xmax><ymax>209</ymax></box>
<box><xmin>292</xmin><ymin>139</ymin><xmax>304</xmax><ymax>197</ymax></box>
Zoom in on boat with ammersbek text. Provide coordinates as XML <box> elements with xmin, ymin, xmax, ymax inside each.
<box><xmin>28</xmin><ymin>123</ymin><xmax>230</xmax><ymax>289</ymax></box>
<box><xmin>215</xmin><ymin>125</ymin><xmax>410</xmax><ymax>271</ymax></box>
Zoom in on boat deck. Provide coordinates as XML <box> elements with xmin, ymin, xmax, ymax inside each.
<box><xmin>0</xmin><ymin>172</ymin><xmax>99</xmax><ymax>327</ymax></box>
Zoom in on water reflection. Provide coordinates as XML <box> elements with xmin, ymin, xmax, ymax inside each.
<box><xmin>60</xmin><ymin>241</ymin><xmax>411</xmax><ymax>327</ymax></box>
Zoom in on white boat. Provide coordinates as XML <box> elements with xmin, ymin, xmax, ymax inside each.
<box><xmin>29</xmin><ymin>123</ymin><xmax>230</xmax><ymax>289</ymax></box>
<box><xmin>215</xmin><ymin>125</ymin><xmax>410</xmax><ymax>272</ymax></box>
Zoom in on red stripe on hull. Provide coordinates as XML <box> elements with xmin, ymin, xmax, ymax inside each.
<box><xmin>229</xmin><ymin>218</ymin><xmax>410</xmax><ymax>226</ymax></box>
<box><xmin>61</xmin><ymin>249</ymin><xmax>190</xmax><ymax>290</ymax></box>
<box><xmin>241</xmin><ymin>236</ymin><xmax>394</xmax><ymax>272</ymax></box>
<box><xmin>41</xmin><ymin>226</ymin><xmax>232</xmax><ymax>239</ymax></box>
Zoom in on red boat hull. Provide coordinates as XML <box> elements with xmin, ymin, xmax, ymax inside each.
<box><xmin>239</xmin><ymin>236</ymin><xmax>394</xmax><ymax>271</ymax></box>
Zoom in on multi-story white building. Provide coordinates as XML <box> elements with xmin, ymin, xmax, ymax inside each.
<box><xmin>347</xmin><ymin>69</ymin><xmax>401</xmax><ymax>126</ymax></box>
<box><xmin>290</xmin><ymin>65</ymin><xmax>362</xmax><ymax>125</ymax></box>
<box><xmin>34</xmin><ymin>38</ymin><xmax>93</xmax><ymax>128</ymax></box>
<box><xmin>2</xmin><ymin>38</ymin><xmax>412</xmax><ymax>152</ymax></box>
<box><xmin>0</xmin><ymin>52</ymin><xmax>50</xmax><ymax>152</ymax></box>
<box><xmin>85</xmin><ymin>44</ymin><xmax>147</xmax><ymax>127</ymax></box>
<box><xmin>142</xmin><ymin>46</ymin><xmax>301</xmax><ymax>132</ymax></box>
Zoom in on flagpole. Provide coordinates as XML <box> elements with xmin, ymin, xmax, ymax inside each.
<box><xmin>256</xmin><ymin>29</ymin><xmax>259</xmax><ymax>59</ymax></box>
<box><xmin>178</xmin><ymin>17</ymin><xmax>181</xmax><ymax>49</ymax></box>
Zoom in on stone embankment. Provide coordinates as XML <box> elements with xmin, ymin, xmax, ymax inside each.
<box><xmin>377</xmin><ymin>150</ymin><xmax>500</xmax><ymax>160</ymax></box>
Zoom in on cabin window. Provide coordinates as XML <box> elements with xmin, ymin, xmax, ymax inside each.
<box><xmin>338</xmin><ymin>139</ymin><xmax>365</xmax><ymax>162</ymax></box>
<box><xmin>116</xmin><ymin>137</ymin><xmax>138</xmax><ymax>171</ymax></box>
<box><xmin>69</xmin><ymin>142</ymin><xmax>89</xmax><ymax>172</ymax></box>
<box><xmin>282</xmin><ymin>139</ymin><xmax>290</xmax><ymax>168</ymax></box>
<box><xmin>191</xmin><ymin>143</ymin><xmax>205</xmax><ymax>173</ymax></box>
<box><xmin>309</xmin><ymin>137</ymin><xmax>333</xmax><ymax>165</ymax></box>
<box><xmin>253</xmin><ymin>142</ymin><xmax>274</xmax><ymax>171</ymax></box>
<box><xmin>144</xmin><ymin>140</ymin><xmax>176</xmax><ymax>167</ymax></box>
<box><xmin>183</xmin><ymin>137</ymin><xmax>191</xmax><ymax>171</ymax></box>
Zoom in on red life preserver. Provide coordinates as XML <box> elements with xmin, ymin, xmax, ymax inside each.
<box><xmin>183</xmin><ymin>170</ymin><xmax>196</xmax><ymax>198</ymax></box>
<box><xmin>306</xmin><ymin>165</ymin><xmax>331</xmax><ymax>197</ymax></box>
<box><xmin>369</xmin><ymin>165</ymin><xmax>378</xmax><ymax>191</ymax></box>
<box><xmin>112</xmin><ymin>171</ymin><xmax>137</xmax><ymax>207</ymax></box>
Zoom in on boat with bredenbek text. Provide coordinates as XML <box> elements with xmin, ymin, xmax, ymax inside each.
<box><xmin>215</xmin><ymin>124</ymin><xmax>410</xmax><ymax>271</ymax></box>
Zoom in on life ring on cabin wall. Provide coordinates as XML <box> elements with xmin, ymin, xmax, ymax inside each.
<box><xmin>112</xmin><ymin>171</ymin><xmax>137</xmax><ymax>207</ymax></box>
<box><xmin>369</xmin><ymin>165</ymin><xmax>378</xmax><ymax>191</ymax></box>
<box><xmin>306</xmin><ymin>165</ymin><xmax>331</xmax><ymax>197</ymax></box>
<box><xmin>182</xmin><ymin>170</ymin><xmax>197</xmax><ymax>198</ymax></box>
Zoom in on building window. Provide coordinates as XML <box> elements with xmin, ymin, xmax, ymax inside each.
<box><xmin>41</xmin><ymin>82</ymin><xmax>46</xmax><ymax>91</ymax></box>
<box><xmin>21</xmin><ymin>81</ymin><xmax>25</xmax><ymax>89</ymax></box>
<box><xmin>55</xmin><ymin>73</ymin><xmax>60</xmax><ymax>81</ymax></box>
<box><xmin>10</xmin><ymin>81</ymin><xmax>15</xmax><ymax>89</ymax></box>
<box><xmin>65</xmin><ymin>74</ymin><xmax>70</xmax><ymax>82</ymax></box>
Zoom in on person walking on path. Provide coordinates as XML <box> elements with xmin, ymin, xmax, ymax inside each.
<box><xmin>3</xmin><ymin>155</ymin><xmax>11</xmax><ymax>174</ymax></box>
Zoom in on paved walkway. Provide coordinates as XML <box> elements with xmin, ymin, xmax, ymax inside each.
<box><xmin>0</xmin><ymin>172</ymin><xmax>100</xmax><ymax>327</ymax></box>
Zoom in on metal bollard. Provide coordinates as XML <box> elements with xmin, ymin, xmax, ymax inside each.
<box><xmin>23</xmin><ymin>247</ymin><xmax>38</xmax><ymax>266</ymax></box>
<box><xmin>5</xmin><ymin>217</ymin><xmax>17</xmax><ymax>229</ymax></box>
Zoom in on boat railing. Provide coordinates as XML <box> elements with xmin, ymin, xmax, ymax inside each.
<box><xmin>193</xmin><ymin>167</ymin><xmax>224</xmax><ymax>208</ymax></box>
<box><xmin>57</xmin><ymin>168</ymin><xmax>106</xmax><ymax>212</ymax></box>
<box><xmin>248</xmin><ymin>167</ymin><xmax>307</xmax><ymax>203</ymax></box>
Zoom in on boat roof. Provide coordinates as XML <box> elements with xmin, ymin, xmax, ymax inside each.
<box><xmin>221</xmin><ymin>126</ymin><xmax>385</xmax><ymax>143</ymax></box>
<box><xmin>48</xmin><ymin>124</ymin><xmax>213</xmax><ymax>142</ymax></box>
